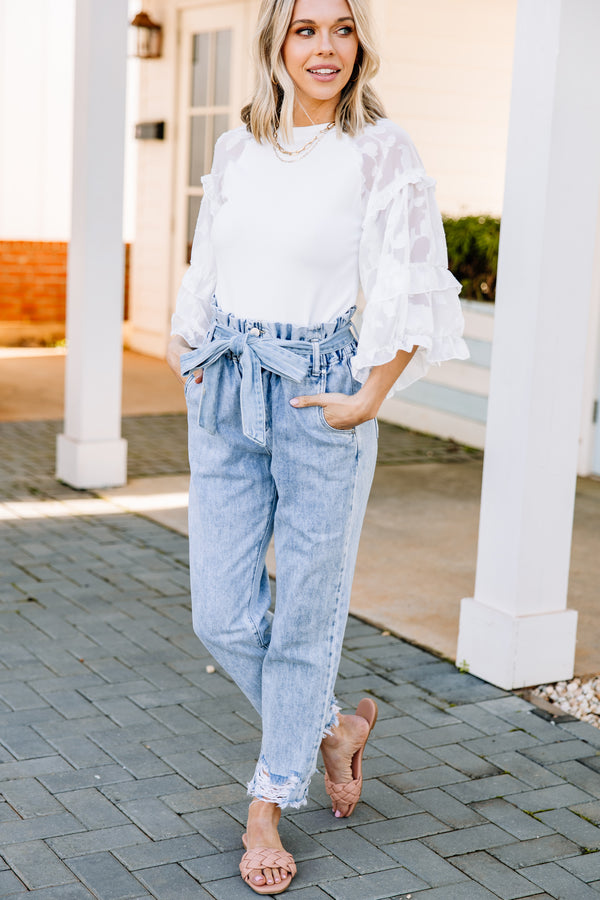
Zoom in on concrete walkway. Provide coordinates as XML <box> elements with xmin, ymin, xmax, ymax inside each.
<box><xmin>3</xmin><ymin>415</ymin><xmax>600</xmax><ymax>896</ymax></box>
<box><xmin>2</xmin><ymin>347</ymin><xmax>599</xmax><ymax>674</ymax></box>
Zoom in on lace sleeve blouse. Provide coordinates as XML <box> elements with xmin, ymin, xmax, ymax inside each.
<box><xmin>171</xmin><ymin>117</ymin><xmax>469</xmax><ymax>393</ymax></box>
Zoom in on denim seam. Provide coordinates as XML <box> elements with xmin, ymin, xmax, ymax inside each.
<box><xmin>246</xmin><ymin>486</ymin><xmax>277</xmax><ymax>651</ymax></box>
<box><xmin>312</xmin><ymin>432</ymin><xmax>360</xmax><ymax>762</ymax></box>
<box><xmin>249</xmin><ymin>414</ymin><xmax>361</xmax><ymax>807</ymax></box>
<box><xmin>183</xmin><ymin>373</ymin><xmax>196</xmax><ymax>396</ymax></box>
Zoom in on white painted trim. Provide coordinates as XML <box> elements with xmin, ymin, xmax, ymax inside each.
<box><xmin>122</xmin><ymin>321</ymin><xmax>168</xmax><ymax>358</ymax></box>
<box><xmin>378</xmin><ymin>396</ymin><xmax>486</xmax><ymax>449</ymax></box>
<box><xmin>462</xmin><ymin>337</ymin><xmax>492</xmax><ymax>369</ymax></box>
<box><xmin>56</xmin><ymin>435</ymin><xmax>128</xmax><ymax>490</ymax></box>
<box><xmin>425</xmin><ymin>359</ymin><xmax>490</xmax><ymax>395</ymax></box>
<box><xmin>456</xmin><ymin>597</ymin><xmax>578</xmax><ymax>690</ymax></box>
<box><xmin>462</xmin><ymin>303</ymin><xmax>495</xmax><ymax>342</ymax></box>
<box><xmin>401</xmin><ymin>380</ymin><xmax>487</xmax><ymax>423</ymax></box>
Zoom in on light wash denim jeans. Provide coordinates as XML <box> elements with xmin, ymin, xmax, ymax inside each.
<box><xmin>181</xmin><ymin>304</ymin><xmax>377</xmax><ymax>808</ymax></box>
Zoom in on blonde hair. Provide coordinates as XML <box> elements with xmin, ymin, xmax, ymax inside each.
<box><xmin>241</xmin><ymin>0</ymin><xmax>385</xmax><ymax>144</ymax></box>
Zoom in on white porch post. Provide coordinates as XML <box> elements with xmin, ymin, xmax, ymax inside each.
<box><xmin>456</xmin><ymin>0</ymin><xmax>600</xmax><ymax>689</ymax></box>
<box><xmin>56</xmin><ymin>0</ymin><xmax>129</xmax><ymax>489</ymax></box>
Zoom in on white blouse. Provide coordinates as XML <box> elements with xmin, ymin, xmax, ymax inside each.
<box><xmin>172</xmin><ymin>118</ymin><xmax>469</xmax><ymax>392</ymax></box>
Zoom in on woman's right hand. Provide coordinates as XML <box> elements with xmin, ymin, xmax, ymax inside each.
<box><xmin>166</xmin><ymin>334</ymin><xmax>203</xmax><ymax>386</ymax></box>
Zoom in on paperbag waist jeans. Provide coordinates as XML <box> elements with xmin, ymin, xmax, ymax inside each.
<box><xmin>182</xmin><ymin>304</ymin><xmax>377</xmax><ymax>808</ymax></box>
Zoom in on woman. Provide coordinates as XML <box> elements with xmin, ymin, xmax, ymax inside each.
<box><xmin>168</xmin><ymin>0</ymin><xmax>468</xmax><ymax>892</ymax></box>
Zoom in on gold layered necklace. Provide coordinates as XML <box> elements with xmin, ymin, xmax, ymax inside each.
<box><xmin>273</xmin><ymin>122</ymin><xmax>335</xmax><ymax>163</ymax></box>
<box><xmin>273</xmin><ymin>99</ymin><xmax>335</xmax><ymax>163</ymax></box>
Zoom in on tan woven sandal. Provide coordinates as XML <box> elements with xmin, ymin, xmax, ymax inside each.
<box><xmin>324</xmin><ymin>696</ymin><xmax>378</xmax><ymax>818</ymax></box>
<box><xmin>240</xmin><ymin>834</ymin><xmax>296</xmax><ymax>895</ymax></box>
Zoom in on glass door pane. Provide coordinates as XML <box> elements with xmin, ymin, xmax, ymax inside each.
<box><xmin>214</xmin><ymin>31</ymin><xmax>232</xmax><ymax>106</ymax></box>
<box><xmin>191</xmin><ymin>33</ymin><xmax>210</xmax><ymax>106</ymax></box>
<box><xmin>189</xmin><ymin>115</ymin><xmax>207</xmax><ymax>186</ymax></box>
<box><xmin>213</xmin><ymin>114</ymin><xmax>229</xmax><ymax>150</ymax></box>
<box><xmin>185</xmin><ymin>28</ymin><xmax>233</xmax><ymax>262</ymax></box>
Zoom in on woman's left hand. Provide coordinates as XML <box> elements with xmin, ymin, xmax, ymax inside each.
<box><xmin>290</xmin><ymin>346</ymin><xmax>419</xmax><ymax>431</ymax></box>
<box><xmin>289</xmin><ymin>392</ymin><xmax>373</xmax><ymax>431</ymax></box>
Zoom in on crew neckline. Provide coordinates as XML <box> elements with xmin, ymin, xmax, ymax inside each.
<box><xmin>292</xmin><ymin>122</ymin><xmax>334</xmax><ymax>130</ymax></box>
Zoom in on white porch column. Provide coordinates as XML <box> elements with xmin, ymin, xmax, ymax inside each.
<box><xmin>456</xmin><ymin>0</ymin><xmax>600</xmax><ymax>689</ymax></box>
<box><xmin>56</xmin><ymin>0</ymin><xmax>128</xmax><ymax>489</ymax></box>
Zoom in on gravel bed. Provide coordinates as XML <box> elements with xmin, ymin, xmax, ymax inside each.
<box><xmin>533</xmin><ymin>678</ymin><xmax>600</xmax><ymax>728</ymax></box>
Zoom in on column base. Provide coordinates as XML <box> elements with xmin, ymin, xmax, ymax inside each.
<box><xmin>456</xmin><ymin>597</ymin><xmax>578</xmax><ymax>689</ymax></box>
<box><xmin>56</xmin><ymin>434</ymin><xmax>127</xmax><ymax>489</ymax></box>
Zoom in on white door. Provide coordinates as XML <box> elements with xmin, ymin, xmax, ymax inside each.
<box><xmin>171</xmin><ymin>4</ymin><xmax>246</xmax><ymax>312</ymax></box>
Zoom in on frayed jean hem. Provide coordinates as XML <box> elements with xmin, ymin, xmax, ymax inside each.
<box><xmin>247</xmin><ymin>697</ymin><xmax>341</xmax><ymax>809</ymax></box>
<box><xmin>322</xmin><ymin>699</ymin><xmax>341</xmax><ymax>739</ymax></box>
<box><xmin>247</xmin><ymin>757</ymin><xmax>311</xmax><ymax>810</ymax></box>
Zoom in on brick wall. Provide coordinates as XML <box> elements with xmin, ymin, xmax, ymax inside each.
<box><xmin>0</xmin><ymin>241</ymin><xmax>131</xmax><ymax>323</ymax></box>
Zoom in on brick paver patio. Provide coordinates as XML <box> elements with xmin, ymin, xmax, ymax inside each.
<box><xmin>1</xmin><ymin>417</ymin><xmax>600</xmax><ymax>899</ymax></box>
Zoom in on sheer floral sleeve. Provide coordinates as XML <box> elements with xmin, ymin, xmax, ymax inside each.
<box><xmin>170</xmin><ymin>128</ymin><xmax>246</xmax><ymax>347</ymax></box>
<box><xmin>353</xmin><ymin>120</ymin><xmax>469</xmax><ymax>392</ymax></box>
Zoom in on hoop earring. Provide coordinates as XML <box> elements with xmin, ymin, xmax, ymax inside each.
<box><xmin>271</xmin><ymin>72</ymin><xmax>278</xmax><ymax>85</ymax></box>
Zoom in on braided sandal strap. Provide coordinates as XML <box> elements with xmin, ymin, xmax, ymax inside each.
<box><xmin>239</xmin><ymin>848</ymin><xmax>297</xmax><ymax>882</ymax></box>
<box><xmin>324</xmin><ymin>771</ymin><xmax>363</xmax><ymax>806</ymax></box>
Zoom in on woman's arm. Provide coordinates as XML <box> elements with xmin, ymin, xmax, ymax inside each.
<box><xmin>168</xmin><ymin>137</ymin><xmax>235</xmax><ymax>378</ymax></box>
<box><xmin>289</xmin><ymin>345</ymin><xmax>418</xmax><ymax>430</ymax></box>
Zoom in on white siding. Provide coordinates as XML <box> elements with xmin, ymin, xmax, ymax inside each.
<box><xmin>0</xmin><ymin>0</ymin><xmax>74</xmax><ymax>239</ymax></box>
<box><xmin>0</xmin><ymin>0</ymin><xmax>139</xmax><ymax>242</ymax></box>
<box><xmin>374</xmin><ymin>0</ymin><xmax>517</xmax><ymax>216</ymax></box>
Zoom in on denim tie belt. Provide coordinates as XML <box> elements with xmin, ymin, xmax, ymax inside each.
<box><xmin>180</xmin><ymin>321</ymin><xmax>355</xmax><ymax>446</ymax></box>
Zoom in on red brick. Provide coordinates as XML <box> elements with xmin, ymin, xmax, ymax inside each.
<box><xmin>0</xmin><ymin>240</ymin><xmax>130</xmax><ymax>323</ymax></box>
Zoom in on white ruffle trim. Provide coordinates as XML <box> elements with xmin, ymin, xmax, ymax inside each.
<box><xmin>171</xmin><ymin>284</ymin><xmax>213</xmax><ymax>348</ymax></box>
<box><xmin>365</xmin><ymin>168</ymin><xmax>436</xmax><ymax>221</ymax></box>
<box><xmin>368</xmin><ymin>265</ymin><xmax>462</xmax><ymax>303</ymax></box>
<box><xmin>352</xmin><ymin>286</ymin><xmax>470</xmax><ymax>394</ymax></box>
<box><xmin>200</xmin><ymin>172</ymin><xmax>221</xmax><ymax>207</ymax></box>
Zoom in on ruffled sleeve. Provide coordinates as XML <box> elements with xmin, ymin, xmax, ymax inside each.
<box><xmin>354</xmin><ymin>120</ymin><xmax>469</xmax><ymax>392</ymax></box>
<box><xmin>170</xmin><ymin>129</ymin><xmax>239</xmax><ymax>347</ymax></box>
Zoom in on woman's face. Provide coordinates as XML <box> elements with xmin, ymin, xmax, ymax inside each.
<box><xmin>282</xmin><ymin>0</ymin><xmax>360</xmax><ymax>122</ymax></box>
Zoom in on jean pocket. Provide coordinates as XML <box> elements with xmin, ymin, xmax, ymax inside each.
<box><xmin>184</xmin><ymin>372</ymin><xmax>197</xmax><ymax>397</ymax></box>
<box><xmin>314</xmin><ymin>360</ymin><xmax>356</xmax><ymax>436</ymax></box>
<box><xmin>316</xmin><ymin>405</ymin><xmax>355</xmax><ymax>436</ymax></box>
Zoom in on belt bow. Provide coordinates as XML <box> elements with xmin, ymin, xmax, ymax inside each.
<box><xmin>180</xmin><ymin>326</ymin><xmax>310</xmax><ymax>445</ymax></box>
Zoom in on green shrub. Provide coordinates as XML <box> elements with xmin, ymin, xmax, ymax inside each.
<box><xmin>443</xmin><ymin>215</ymin><xmax>500</xmax><ymax>302</ymax></box>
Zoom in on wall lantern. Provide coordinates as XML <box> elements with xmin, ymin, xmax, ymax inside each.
<box><xmin>129</xmin><ymin>11</ymin><xmax>163</xmax><ymax>59</ymax></box>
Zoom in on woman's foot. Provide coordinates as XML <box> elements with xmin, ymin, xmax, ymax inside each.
<box><xmin>244</xmin><ymin>800</ymin><xmax>291</xmax><ymax>889</ymax></box>
<box><xmin>320</xmin><ymin>712</ymin><xmax>371</xmax><ymax>817</ymax></box>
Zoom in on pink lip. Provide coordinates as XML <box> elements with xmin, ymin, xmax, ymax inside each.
<box><xmin>307</xmin><ymin>67</ymin><xmax>341</xmax><ymax>82</ymax></box>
